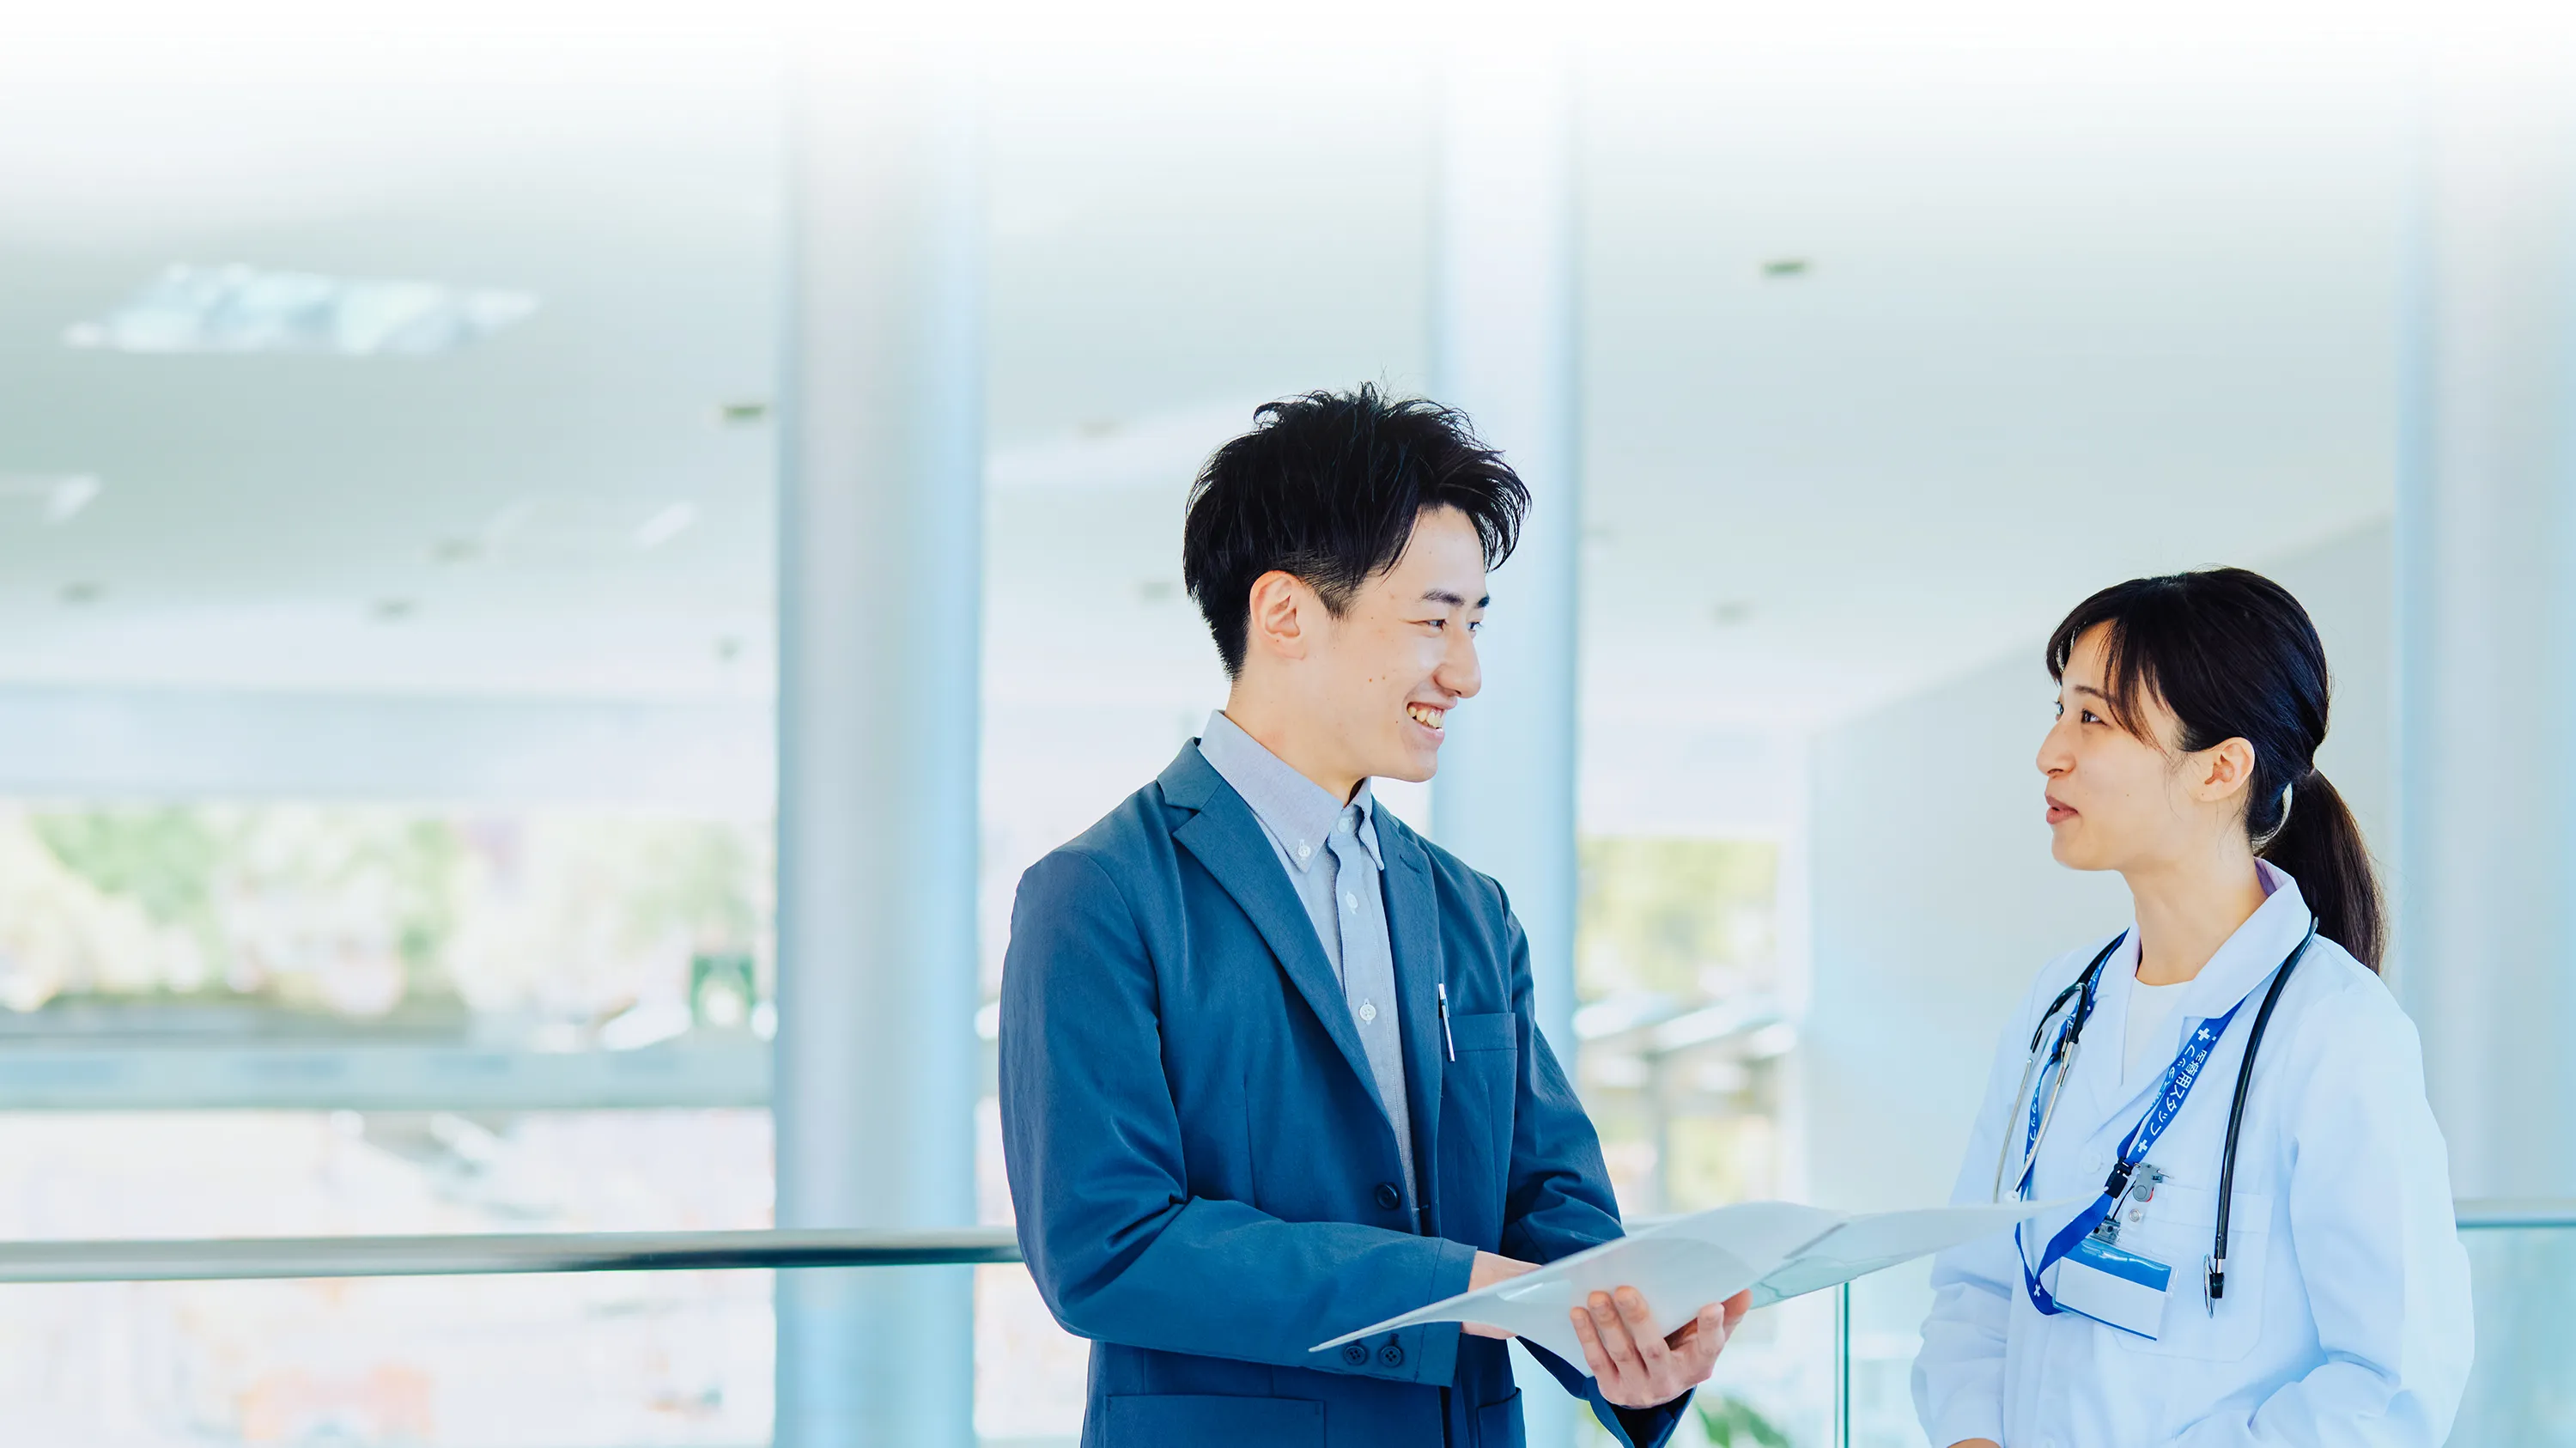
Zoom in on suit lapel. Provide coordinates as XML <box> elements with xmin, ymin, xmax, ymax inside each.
<box><xmin>1161</xmin><ymin>748</ymin><xmax>1385</xmax><ymax>1116</ymax></box>
<box><xmin>1379</xmin><ymin>818</ymin><xmax>1448</xmax><ymax>1217</ymax></box>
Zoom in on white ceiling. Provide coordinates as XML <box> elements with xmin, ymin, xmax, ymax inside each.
<box><xmin>0</xmin><ymin>20</ymin><xmax>2415</xmax><ymax>733</ymax></box>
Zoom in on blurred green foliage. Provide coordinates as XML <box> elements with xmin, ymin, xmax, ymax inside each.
<box><xmin>1695</xmin><ymin>1392</ymin><xmax>1794</xmax><ymax>1448</ymax></box>
<box><xmin>9</xmin><ymin>805</ymin><xmax>769</xmax><ymax>1018</ymax></box>
<box><xmin>1576</xmin><ymin>837</ymin><xmax>1777</xmax><ymax>1002</ymax></box>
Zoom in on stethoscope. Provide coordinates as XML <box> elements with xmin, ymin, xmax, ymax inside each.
<box><xmin>1992</xmin><ymin>918</ymin><xmax>2317</xmax><ymax>1305</ymax></box>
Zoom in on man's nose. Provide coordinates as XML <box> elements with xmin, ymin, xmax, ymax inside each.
<box><xmin>1439</xmin><ymin>630</ymin><xmax>1482</xmax><ymax>701</ymax></box>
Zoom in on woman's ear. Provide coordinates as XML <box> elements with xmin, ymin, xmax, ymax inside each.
<box><xmin>2190</xmin><ymin>737</ymin><xmax>2259</xmax><ymax>808</ymax></box>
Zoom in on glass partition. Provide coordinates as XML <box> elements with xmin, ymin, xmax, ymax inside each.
<box><xmin>2454</xmin><ymin>1217</ymin><xmax>2576</xmax><ymax>1446</ymax></box>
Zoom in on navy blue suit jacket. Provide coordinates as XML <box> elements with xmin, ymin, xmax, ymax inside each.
<box><xmin>999</xmin><ymin>745</ymin><xmax>1687</xmax><ymax>1448</ymax></box>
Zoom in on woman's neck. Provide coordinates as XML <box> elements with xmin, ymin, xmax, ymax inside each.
<box><xmin>2124</xmin><ymin>843</ymin><xmax>2269</xmax><ymax>987</ymax></box>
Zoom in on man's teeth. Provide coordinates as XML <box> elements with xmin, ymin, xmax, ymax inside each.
<box><xmin>1406</xmin><ymin>705</ymin><xmax>1444</xmax><ymax>730</ymax></box>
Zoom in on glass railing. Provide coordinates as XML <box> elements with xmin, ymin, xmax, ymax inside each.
<box><xmin>1775</xmin><ymin>1198</ymin><xmax>2576</xmax><ymax>1448</ymax></box>
<box><xmin>2450</xmin><ymin>1201</ymin><xmax>2576</xmax><ymax>1447</ymax></box>
<box><xmin>9</xmin><ymin>1202</ymin><xmax>2565</xmax><ymax>1448</ymax></box>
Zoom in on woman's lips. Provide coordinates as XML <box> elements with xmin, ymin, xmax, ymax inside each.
<box><xmin>2045</xmin><ymin>798</ymin><xmax>2077</xmax><ymax>825</ymax></box>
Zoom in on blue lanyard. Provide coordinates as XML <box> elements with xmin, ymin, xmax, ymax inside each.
<box><xmin>2014</xmin><ymin>967</ymin><xmax>2261</xmax><ymax>1318</ymax></box>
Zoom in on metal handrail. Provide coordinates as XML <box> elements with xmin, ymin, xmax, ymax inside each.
<box><xmin>0</xmin><ymin>1200</ymin><xmax>2558</xmax><ymax>1286</ymax></box>
<box><xmin>2452</xmin><ymin>1198</ymin><xmax>2576</xmax><ymax>1231</ymax></box>
<box><xmin>0</xmin><ymin>1226</ymin><xmax>1020</xmax><ymax>1284</ymax></box>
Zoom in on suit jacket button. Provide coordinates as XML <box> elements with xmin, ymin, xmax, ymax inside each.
<box><xmin>1341</xmin><ymin>1343</ymin><xmax>1369</xmax><ymax>1366</ymax></box>
<box><xmin>1374</xmin><ymin>1183</ymin><xmax>1401</xmax><ymax>1210</ymax></box>
<box><xmin>1379</xmin><ymin>1342</ymin><xmax>1405</xmax><ymax>1366</ymax></box>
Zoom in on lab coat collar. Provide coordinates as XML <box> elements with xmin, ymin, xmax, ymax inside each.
<box><xmin>2076</xmin><ymin>862</ymin><xmax>2313</xmax><ymax>1127</ymax></box>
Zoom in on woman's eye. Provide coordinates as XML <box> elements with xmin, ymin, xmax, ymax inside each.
<box><xmin>2081</xmin><ymin>710</ymin><xmax>2102</xmax><ymax>725</ymax></box>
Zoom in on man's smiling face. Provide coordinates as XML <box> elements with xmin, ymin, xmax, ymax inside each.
<box><xmin>1303</xmin><ymin>504</ymin><xmax>1488</xmax><ymax>786</ymax></box>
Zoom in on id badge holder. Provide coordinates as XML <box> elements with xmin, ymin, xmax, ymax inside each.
<box><xmin>2050</xmin><ymin>1234</ymin><xmax>2172</xmax><ymax>1340</ymax></box>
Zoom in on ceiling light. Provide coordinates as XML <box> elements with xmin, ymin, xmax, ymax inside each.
<box><xmin>64</xmin><ymin>264</ymin><xmax>538</xmax><ymax>356</ymax></box>
<box><xmin>0</xmin><ymin>473</ymin><xmax>101</xmax><ymax>521</ymax></box>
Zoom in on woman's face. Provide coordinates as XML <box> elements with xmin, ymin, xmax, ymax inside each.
<box><xmin>2036</xmin><ymin>624</ymin><xmax>2215</xmax><ymax>873</ymax></box>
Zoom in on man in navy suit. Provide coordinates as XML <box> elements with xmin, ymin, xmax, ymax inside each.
<box><xmin>1000</xmin><ymin>387</ymin><xmax>1747</xmax><ymax>1447</ymax></box>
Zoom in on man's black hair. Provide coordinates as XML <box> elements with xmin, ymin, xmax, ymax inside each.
<box><xmin>1182</xmin><ymin>386</ymin><xmax>1530</xmax><ymax>678</ymax></box>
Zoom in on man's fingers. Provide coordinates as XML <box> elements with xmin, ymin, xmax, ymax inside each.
<box><xmin>1568</xmin><ymin>1305</ymin><xmax>1617</xmax><ymax>1381</ymax></box>
<box><xmin>1722</xmin><ymin>1288</ymin><xmax>1753</xmax><ymax>1333</ymax></box>
<box><xmin>1613</xmin><ymin>1288</ymin><xmax>1672</xmax><ymax>1372</ymax></box>
<box><xmin>1683</xmin><ymin>1304</ymin><xmax>1726</xmax><ymax>1370</ymax></box>
<box><xmin>1587</xmin><ymin>1291</ymin><xmax>1639</xmax><ymax>1365</ymax></box>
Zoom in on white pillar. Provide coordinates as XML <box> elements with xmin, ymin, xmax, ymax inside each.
<box><xmin>774</xmin><ymin>34</ymin><xmax>983</xmax><ymax>1448</ymax></box>
<box><xmin>1428</xmin><ymin>43</ymin><xmax>1584</xmax><ymax>1448</ymax></box>
<box><xmin>2397</xmin><ymin>33</ymin><xmax>2576</xmax><ymax>1442</ymax></box>
<box><xmin>2397</xmin><ymin>34</ymin><xmax>2576</xmax><ymax>1206</ymax></box>
<box><xmin>1430</xmin><ymin>46</ymin><xmax>1582</xmax><ymax>1065</ymax></box>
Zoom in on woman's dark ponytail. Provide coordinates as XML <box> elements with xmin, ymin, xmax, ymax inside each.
<box><xmin>2251</xmin><ymin>770</ymin><xmax>2381</xmax><ymax>970</ymax></box>
<box><xmin>2046</xmin><ymin>568</ymin><xmax>2385</xmax><ymax>971</ymax></box>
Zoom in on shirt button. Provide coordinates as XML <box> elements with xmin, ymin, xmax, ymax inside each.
<box><xmin>1345</xmin><ymin>892</ymin><xmax>1358</xmax><ymax>910</ymax></box>
<box><xmin>1374</xmin><ymin>1183</ymin><xmax>1402</xmax><ymax>1210</ymax></box>
<box><xmin>1379</xmin><ymin>1342</ymin><xmax>1405</xmax><ymax>1366</ymax></box>
<box><xmin>1341</xmin><ymin>1343</ymin><xmax>1369</xmax><ymax>1366</ymax></box>
<box><xmin>1358</xmin><ymin>1001</ymin><xmax>1377</xmax><ymax>1024</ymax></box>
<box><xmin>1297</xmin><ymin>844</ymin><xmax>1311</xmax><ymax>860</ymax></box>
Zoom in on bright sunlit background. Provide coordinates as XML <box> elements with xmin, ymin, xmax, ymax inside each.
<box><xmin>3</xmin><ymin>2</ymin><xmax>2572</xmax><ymax>1445</ymax></box>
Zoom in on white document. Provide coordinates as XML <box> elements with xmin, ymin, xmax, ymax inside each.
<box><xmin>1314</xmin><ymin>1197</ymin><xmax>2079</xmax><ymax>1369</ymax></box>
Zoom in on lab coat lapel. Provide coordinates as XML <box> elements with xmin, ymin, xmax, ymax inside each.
<box><xmin>2177</xmin><ymin>867</ymin><xmax>2313</xmax><ymax>1029</ymax></box>
<box><xmin>2064</xmin><ymin>928</ymin><xmax>2145</xmax><ymax>1142</ymax></box>
<box><xmin>2077</xmin><ymin>871</ymin><xmax>2318</xmax><ymax>1137</ymax></box>
<box><xmin>1160</xmin><ymin>748</ymin><xmax>1386</xmax><ymax>1116</ymax></box>
<box><xmin>1377</xmin><ymin>815</ymin><xmax>1447</xmax><ymax>1218</ymax></box>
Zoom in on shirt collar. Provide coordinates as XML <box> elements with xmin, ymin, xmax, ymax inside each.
<box><xmin>1195</xmin><ymin>710</ymin><xmax>1382</xmax><ymax>873</ymax></box>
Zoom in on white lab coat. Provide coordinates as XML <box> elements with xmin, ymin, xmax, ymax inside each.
<box><xmin>1913</xmin><ymin>864</ymin><xmax>2474</xmax><ymax>1448</ymax></box>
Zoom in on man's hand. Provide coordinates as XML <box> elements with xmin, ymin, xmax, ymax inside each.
<box><xmin>1569</xmin><ymin>1286</ymin><xmax>1752</xmax><ymax>1409</ymax></box>
<box><xmin>1461</xmin><ymin>1251</ymin><xmax>1535</xmax><ymax>1339</ymax></box>
<box><xmin>1949</xmin><ymin>1441</ymin><xmax>2002</xmax><ymax>1447</ymax></box>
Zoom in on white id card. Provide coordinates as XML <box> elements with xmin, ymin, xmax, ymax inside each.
<box><xmin>2050</xmin><ymin>1235</ymin><xmax>2172</xmax><ymax>1340</ymax></box>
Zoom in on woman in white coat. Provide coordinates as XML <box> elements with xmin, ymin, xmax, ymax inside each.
<box><xmin>1914</xmin><ymin>568</ymin><xmax>2473</xmax><ymax>1448</ymax></box>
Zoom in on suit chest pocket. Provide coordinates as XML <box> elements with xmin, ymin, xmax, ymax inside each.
<box><xmin>1444</xmin><ymin>1011</ymin><xmax>1518</xmax><ymax>1153</ymax></box>
<box><xmin>2109</xmin><ymin>1177</ymin><xmax>2269</xmax><ymax>1362</ymax></box>
<box><xmin>1448</xmin><ymin>1010</ymin><xmax>1518</xmax><ymax>1057</ymax></box>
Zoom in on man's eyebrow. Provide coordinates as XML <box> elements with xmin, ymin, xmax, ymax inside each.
<box><xmin>1420</xmin><ymin>588</ymin><xmax>1488</xmax><ymax>609</ymax></box>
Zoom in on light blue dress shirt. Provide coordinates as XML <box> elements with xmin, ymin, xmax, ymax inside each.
<box><xmin>1195</xmin><ymin>710</ymin><xmax>1416</xmax><ymax>1200</ymax></box>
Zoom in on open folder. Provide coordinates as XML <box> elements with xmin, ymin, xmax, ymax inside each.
<box><xmin>1314</xmin><ymin>1197</ymin><xmax>2076</xmax><ymax>1369</ymax></box>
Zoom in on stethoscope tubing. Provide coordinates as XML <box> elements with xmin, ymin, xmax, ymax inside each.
<box><xmin>1996</xmin><ymin>918</ymin><xmax>2317</xmax><ymax>1306</ymax></box>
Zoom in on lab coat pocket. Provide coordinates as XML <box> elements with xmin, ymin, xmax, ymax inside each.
<box><xmin>2112</xmin><ymin>1179</ymin><xmax>2269</xmax><ymax>1362</ymax></box>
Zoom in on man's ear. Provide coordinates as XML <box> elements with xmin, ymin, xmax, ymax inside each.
<box><xmin>1244</xmin><ymin>570</ymin><xmax>1314</xmax><ymax>663</ymax></box>
<box><xmin>2191</xmin><ymin>737</ymin><xmax>2258</xmax><ymax>806</ymax></box>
